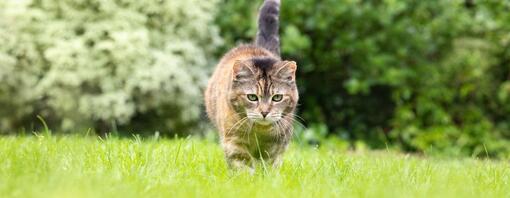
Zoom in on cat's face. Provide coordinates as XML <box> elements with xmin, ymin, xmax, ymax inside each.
<box><xmin>229</xmin><ymin>57</ymin><xmax>298</xmax><ymax>125</ymax></box>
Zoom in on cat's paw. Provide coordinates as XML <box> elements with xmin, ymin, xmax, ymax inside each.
<box><xmin>229</xmin><ymin>160</ymin><xmax>255</xmax><ymax>174</ymax></box>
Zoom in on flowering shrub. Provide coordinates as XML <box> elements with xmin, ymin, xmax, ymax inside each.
<box><xmin>0</xmin><ymin>0</ymin><xmax>222</xmax><ymax>134</ymax></box>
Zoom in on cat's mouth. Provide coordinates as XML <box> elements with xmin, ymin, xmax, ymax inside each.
<box><xmin>252</xmin><ymin>116</ymin><xmax>281</xmax><ymax>125</ymax></box>
<box><xmin>246</xmin><ymin>112</ymin><xmax>282</xmax><ymax>125</ymax></box>
<box><xmin>254</xmin><ymin>119</ymin><xmax>273</xmax><ymax>125</ymax></box>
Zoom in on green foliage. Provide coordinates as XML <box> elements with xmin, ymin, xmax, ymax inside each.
<box><xmin>1</xmin><ymin>136</ymin><xmax>509</xmax><ymax>197</ymax></box>
<box><xmin>0</xmin><ymin>0</ymin><xmax>222</xmax><ymax>134</ymax></box>
<box><xmin>2</xmin><ymin>0</ymin><xmax>510</xmax><ymax>158</ymax></box>
<box><xmin>217</xmin><ymin>0</ymin><xmax>510</xmax><ymax>157</ymax></box>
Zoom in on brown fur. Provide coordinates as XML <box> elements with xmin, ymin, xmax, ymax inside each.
<box><xmin>205</xmin><ymin>45</ymin><xmax>298</xmax><ymax>170</ymax></box>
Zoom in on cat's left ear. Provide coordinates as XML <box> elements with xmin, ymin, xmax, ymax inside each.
<box><xmin>233</xmin><ymin>60</ymin><xmax>255</xmax><ymax>81</ymax></box>
<box><xmin>274</xmin><ymin>61</ymin><xmax>297</xmax><ymax>81</ymax></box>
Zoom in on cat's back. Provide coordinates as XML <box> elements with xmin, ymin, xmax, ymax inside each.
<box><xmin>216</xmin><ymin>44</ymin><xmax>274</xmax><ymax>71</ymax></box>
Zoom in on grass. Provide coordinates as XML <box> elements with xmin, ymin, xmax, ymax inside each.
<box><xmin>0</xmin><ymin>134</ymin><xmax>509</xmax><ymax>198</ymax></box>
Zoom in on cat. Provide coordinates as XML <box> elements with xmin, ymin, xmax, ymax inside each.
<box><xmin>205</xmin><ymin>0</ymin><xmax>299</xmax><ymax>171</ymax></box>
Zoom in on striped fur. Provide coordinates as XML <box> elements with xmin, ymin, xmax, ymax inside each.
<box><xmin>205</xmin><ymin>0</ymin><xmax>298</xmax><ymax>171</ymax></box>
<box><xmin>256</xmin><ymin>0</ymin><xmax>281</xmax><ymax>56</ymax></box>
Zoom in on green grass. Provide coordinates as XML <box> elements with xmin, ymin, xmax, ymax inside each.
<box><xmin>0</xmin><ymin>135</ymin><xmax>509</xmax><ymax>198</ymax></box>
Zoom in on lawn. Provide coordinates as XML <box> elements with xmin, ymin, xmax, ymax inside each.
<box><xmin>0</xmin><ymin>135</ymin><xmax>509</xmax><ymax>198</ymax></box>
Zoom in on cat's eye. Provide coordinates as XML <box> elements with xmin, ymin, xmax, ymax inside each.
<box><xmin>272</xmin><ymin>94</ymin><xmax>283</xmax><ymax>102</ymax></box>
<box><xmin>247</xmin><ymin>94</ymin><xmax>258</xmax><ymax>101</ymax></box>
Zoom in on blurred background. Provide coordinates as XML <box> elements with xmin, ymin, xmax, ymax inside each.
<box><xmin>1</xmin><ymin>0</ymin><xmax>510</xmax><ymax>158</ymax></box>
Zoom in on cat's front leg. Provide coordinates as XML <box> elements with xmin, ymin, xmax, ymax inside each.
<box><xmin>267</xmin><ymin>155</ymin><xmax>283</xmax><ymax>168</ymax></box>
<box><xmin>222</xmin><ymin>142</ymin><xmax>254</xmax><ymax>173</ymax></box>
<box><xmin>265</xmin><ymin>141</ymin><xmax>289</xmax><ymax>168</ymax></box>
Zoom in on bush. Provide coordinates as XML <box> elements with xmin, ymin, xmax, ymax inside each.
<box><xmin>0</xmin><ymin>0</ymin><xmax>222</xmax><ymax>135</ymax></box>
<box><xmin>216</xmin><ymin>0</ymin><xmax>510</xmax><ymax>157</ymax></box>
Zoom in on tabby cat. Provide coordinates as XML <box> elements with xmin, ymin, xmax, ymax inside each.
<box><xmin>205</xmin><ymin>0</ymin><xmax>298</xmax><ymax>171</ymax></box>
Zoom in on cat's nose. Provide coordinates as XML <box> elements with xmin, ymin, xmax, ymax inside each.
<box><xmin>261</xmin><ymin>111</ymin><xmax>269</xmax><ymax>118</ymax></box>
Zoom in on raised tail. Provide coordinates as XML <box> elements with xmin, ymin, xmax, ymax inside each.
<box><xmin>255</xmin><ymin>0</ymin><xmax>281</xmax><ymax>56</ymax></box>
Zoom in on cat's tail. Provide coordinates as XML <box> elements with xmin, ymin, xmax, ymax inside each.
<box><xmin>255</xmin><ymin>0</ymin><xmax>281</xmax><ymax>56</ymax></box>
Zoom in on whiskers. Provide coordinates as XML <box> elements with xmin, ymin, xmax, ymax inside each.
<box><xmin>228</xmin><ymin>111</ymin><xmax>307</xmax><ymax>143</ymax></box>
<box><xmin>271</xmin><ymin>113</ymin><xmax>307</xmax><ymax>142</ymax></box>
<box><xmin>242</xmin><ymin>120</ymin><xmax>254</xmax><ymax>142</ymax></box>
<box><xmin>271</xmin><ymin>120</ymin><xmax>287</xmax><ymax>142</ymax></box>
<box><xmin>226</xmin><ymin>117</ymin><xmax>248</xmax><ymax>136</ymax></box>
<box><xmin>287</xmin><ymin>113</ymin><xmax>307</xmax><ymax>130</ymax></box>
<box><xmin>246</xmin><ymin>112</ymin><xmax>261</xmax><ymax>120</ymax></box>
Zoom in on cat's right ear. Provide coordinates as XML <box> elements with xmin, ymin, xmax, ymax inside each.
<box><xmin>233</xmin><ymin>60</ymin><xmax>254</xmax><ymax>81</ymax></box>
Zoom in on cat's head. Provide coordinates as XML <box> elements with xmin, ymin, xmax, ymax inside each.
<box><xmin>229</xmin><ymin>57</ymin><xmax>298</xmax><ymax>125</ymax></box>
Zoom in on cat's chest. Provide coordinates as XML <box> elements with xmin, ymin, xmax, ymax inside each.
<box><xmin>243</xmin><ymin>126</ymin><xmax>281</xmax><ymax>158</ymax></box>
